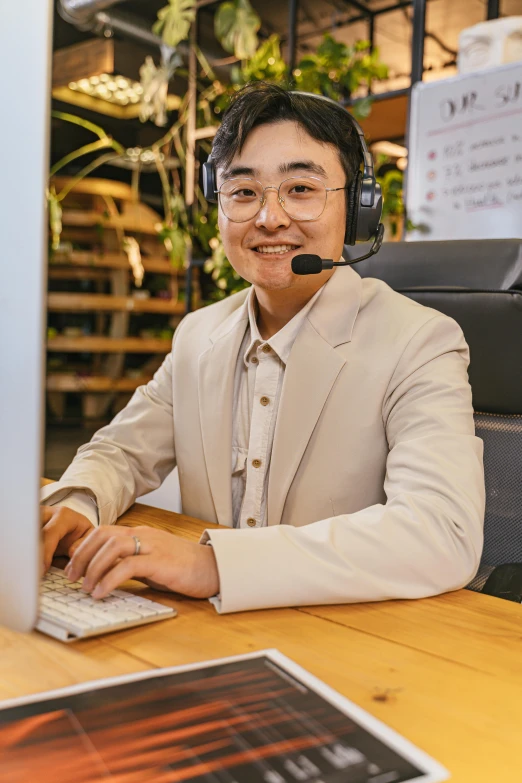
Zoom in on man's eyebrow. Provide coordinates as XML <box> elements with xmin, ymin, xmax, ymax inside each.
<box><xmin>279</xmin><ymin>160</ymin><xmax>328</xmax><ymax>178</ymax></box>
<box><xmin>222</xmin><ymin>165</ymin><xmax>259</xmax><ymax>179</ymax></box>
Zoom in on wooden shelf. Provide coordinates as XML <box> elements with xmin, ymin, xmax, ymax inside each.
<box><xmin>48</xmin><ymin>292</ymin><xmax>185</xmax><ymax>314</ymax></box>
<box><xmin>355</xmin><ymin>93</ymin><xmax>408</xmax><ymax>142</ymax></box>
<box><xmin>51</xmin><ymin>177</ymin><xmax>136</xmax><ymax>202</ymax></box>
<box><xmin>50</xmin><ymin>252</ymin><xmax>179</xmax><ymax>275</ymax></box>
<box><xmin>47</xmin><ymin>374</ymin><xmax>152</xmax><ymax>392</ymax></box>
<box><xmin>45</xmin><ymin>176</ymin><xmax>199</xmax><ymax>423</ymax></box>
<box><xmin>48</xmin><ymin>268</ymin><xmax>111</xmax><ymax>282</ymax></box>
<box><xmin>47</xmin><ymin>336</ymin><xmax>173</xmax><ymax>353</ymax></box>
<box><xmin>61</xmin><ymin>210</ymin><xmax>159</xmax><ymax>235</ymax></box>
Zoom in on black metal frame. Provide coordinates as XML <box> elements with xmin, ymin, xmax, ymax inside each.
<box><xmin>286</xmin><ymin>0</ymin><xmax>502</xmax><ymax>96</ymax></box>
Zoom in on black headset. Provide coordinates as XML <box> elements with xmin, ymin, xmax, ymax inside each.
<box><xmin>201</xmin><ymin>91</ymin><xmax>383</xmax><ymax>247</ymax></box>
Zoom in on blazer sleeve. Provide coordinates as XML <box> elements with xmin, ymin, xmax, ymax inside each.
<box><xmin>203</xmin><ymin>314</ymin><xmax>486</xmax><ymax>613</ymax></box>
<box><xmin>40</xmin><ymin>326</ymin><xmax>181</xmax><ymax>527</ymax></box>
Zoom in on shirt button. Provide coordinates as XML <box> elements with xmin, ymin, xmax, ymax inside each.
<box><xmin>261</xmin><ymin>344</ymin><xmax>271</xmax><ymax>354</ymax></box>
<box><xmin>251</xmin><ymin>356</ymin><xmax>259</xmax><ymax>364</ymax></box>
<box><xmin>246</xmin><ymin>518</ymin><xmax>257</xmax><ymax>527</ymax></box>
<box><xmin>252</xmin><ymin>459</ymin><xmax>262</xmax><ymax>469</ymax></box>
<box><xmin>260</xmin><ymin>396</ymin><xmax>270</xmax><ymax>406</ymax></box>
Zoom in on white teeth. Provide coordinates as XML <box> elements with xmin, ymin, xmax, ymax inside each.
<box><xmin>255</xmin><ymin>245</ymin><xmax>297</xmax><ymax>254</ymax></box>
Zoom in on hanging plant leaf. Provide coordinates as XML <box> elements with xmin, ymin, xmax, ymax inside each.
<box><xmin>153</xmin><ymin>0</ymin><xmax>196</xmax><ymax>48</ymax></box>
<box><xmin>47</xmin><ymin>187</ymin><xmax>63</xmax><ymax>251</ymax></box>
<box><xmin>215</xmin><ymin>0</ymin><xmax>261</xmax><ymax>60</ymax></box>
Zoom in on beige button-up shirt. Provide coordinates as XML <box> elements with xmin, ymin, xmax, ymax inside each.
<box><xmin>231</xmin><ymin>285</ymin><xmax>325</xmax><ymax>529</ymax></box>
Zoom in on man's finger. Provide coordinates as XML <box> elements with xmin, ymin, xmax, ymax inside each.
<box><xmin>81</xmin><ymin>535</ymin><xmax>139</xmax><ymax>592</ymax></box>
<box><xmin>91</xmin><ymin>555</ymin><xmax>154</xmax><ymax>599</ymax></box>
<box><xmin>67</xmin><ymin>529</ymin><xmax>94</xmax><ymax>559</ymax></box>
<box><xmin>66</xmin><ymin>526</ymin><xmax>133</xmax><ymax>582</ymax></box>
<box><xmin>40</xmin><ymin>506</ymin><xmax>54</xmax><ymax>525</ymax></box>
<box><xmin>42</xmin><ymin>521</ymin><xmax>63</xmax><ymax>573</ymax></box>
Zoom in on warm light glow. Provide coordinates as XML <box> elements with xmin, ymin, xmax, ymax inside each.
<box><xmin>371</xmin><ymin>141</ymin><xmax>408</xmax><ymax>158</ymax></box>
<box><xmin>67</xmin><ymin>72</ymin><xmax>146</xmax><ymax>107</ymax></box>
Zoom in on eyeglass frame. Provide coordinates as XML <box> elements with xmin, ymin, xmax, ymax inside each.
<box><xmin>214</xmin><ymin>175</ymin><xmax>348</xmax><ymax>224</ymax></box>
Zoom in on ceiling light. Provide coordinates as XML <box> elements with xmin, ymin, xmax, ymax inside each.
<box><xmin>52</xmin><ymin>39</ymin><xmax>180</xmax><ymax>119</ymax></box>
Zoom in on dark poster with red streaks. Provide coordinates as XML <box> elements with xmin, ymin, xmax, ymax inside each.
<box><xmin>0</xmin><ymin>652</ymin><xmax>446</xmax><ymax>783</ymax></box>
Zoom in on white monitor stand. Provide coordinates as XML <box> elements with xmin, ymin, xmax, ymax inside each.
<box><xmin>0</xmin><ymin>0</ymin><xmax>53</xmax><ymax>632</ymax></box>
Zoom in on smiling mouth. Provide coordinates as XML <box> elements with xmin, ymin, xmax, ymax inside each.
<box><xmin>251</xmin><ymin>244</ymin><xmax>302</xmax><ymax>256</ymax></box>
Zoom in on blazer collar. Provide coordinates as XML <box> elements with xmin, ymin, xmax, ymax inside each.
<box><xmin>209</xmin><ymin>288</ymin><xmax>251</xmax><ymax>345</ymax></box>
<box><xmin>198</xmin><ymin>290</ymin><xmax>251</xmax><ymax>526</ymax></box>
<box><xmin>306</xmin><ymin>266</ymin><xmax>362</xmax><ymax>349</ymax></box>
<box><xmin>266</xmin><ymin>268</ymin><xmax>362</xmax><ymax>526</ymax></box>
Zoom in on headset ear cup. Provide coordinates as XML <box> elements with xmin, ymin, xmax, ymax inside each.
<box><xmin>345</xmin><ymin>171</ymin><xmax>362</xmax><ymax>245</ymax></box>
<box><xmin>202</xmin><ymin>160</ymin><xmax>218</xmax><ymax>203</ymax></box>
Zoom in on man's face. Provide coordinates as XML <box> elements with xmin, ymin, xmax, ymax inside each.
<box><xmin>216</xmin><ymin>120</ymin><xmax>348</xmax><ymax>293</ymax></box>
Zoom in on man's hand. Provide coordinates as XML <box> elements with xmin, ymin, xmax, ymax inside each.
<box><xmin>40</xmin><ymin>506</ymin><xmax>96</xmax><ymax>573</ymax></box>
<box><xmin>64</xmin><ymin>525</ymin><xmax>220</xmax><ymax>600</ymax></box>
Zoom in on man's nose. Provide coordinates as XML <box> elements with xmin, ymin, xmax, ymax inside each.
<box><xmin>255</xmin><ymin>188</ymin><xmax>291</xmax><ymax>230</ymax></box>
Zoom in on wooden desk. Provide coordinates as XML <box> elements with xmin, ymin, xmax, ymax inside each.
<box><xmin>3</xmin><ymin>501</ymin><xmax>522</xmax><ymax>781</ymax></box>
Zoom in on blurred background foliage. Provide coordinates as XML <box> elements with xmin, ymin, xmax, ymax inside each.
<box><xmin>50</xmin><ymin>0</ymin><xmax>396</xmax><ymax>302</ymax></box>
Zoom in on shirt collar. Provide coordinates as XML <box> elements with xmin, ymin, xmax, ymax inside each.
<box><xmin>243</xmin><ymin>278</ymin><xmax>328</xmax><ymax>367</ymax></box>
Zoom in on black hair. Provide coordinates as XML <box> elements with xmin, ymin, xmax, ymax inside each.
<box><xmin>210</xmin><ymin>82</ymin><xmax>362</xmax><ymax>184</ymax></box>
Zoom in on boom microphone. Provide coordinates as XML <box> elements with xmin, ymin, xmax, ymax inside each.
<box><xmin>292</xmin><ymin>224</ymin><xmax>385</xmax><ymax>276</ymax></box>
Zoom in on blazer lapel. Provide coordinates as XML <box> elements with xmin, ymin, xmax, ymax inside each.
<box><xmin>267</xmin><ymin>268</ymin><xmax>362</xmax><ymax>526</ymax></box>
<box><xmin>198</xmin><ymin>299</ymin><xmax>249</xmax><ymax>527</ymax></box>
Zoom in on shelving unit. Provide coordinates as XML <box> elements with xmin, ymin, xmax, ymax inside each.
<box><xmin>47</xmin><ymin>176</ymin><xmax>199</xmax><ymax>424</ymax></box>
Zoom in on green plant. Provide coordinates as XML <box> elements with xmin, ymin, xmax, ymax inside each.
<box><xmin>153</xmin><ymin>0</ymin><xmax>196</xmax><ymax>48</ymax></box>
<box><xmin>214</xmin><ymin>0</ymin><xmax>261</xmax><ymax>60</ymax></box>
<box><xmin>378</xmin><ymin>168</ymin><xmax>404</xmax><ymax>238</ymax></box>
<box><xmin>376</xmin><ymin>165</ymin><xmax>417</xmax><ymax>238</ymax></box>
<box><xmin>232</xmin><ymin>34</ymin><xmax>286</xmax><ymax>84</ymax></box>
<box><xmin>47</xmin><ymin>112</ymin><xmax>125</xmax><ymax>250</ymax></box>
<box><xmin>294</xmin><ymin>35</ymin><xmax>388</xmax><ymax>118</ymax></box>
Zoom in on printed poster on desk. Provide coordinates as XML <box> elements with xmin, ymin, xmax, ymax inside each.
<box><xmin>406</xmin><ymin>61</ymin><xmax>522</xmax><ymax>240</ymax></box>
<box><xmin>0</xmin><ymin>649</ymin><xmax>447</xmax><ymax>783</ymax></box>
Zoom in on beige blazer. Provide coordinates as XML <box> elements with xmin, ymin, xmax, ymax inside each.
<box><xmin>42</xmin><ymin>268</ymin><xmax>485</xmax><ymax>613</ymax></box>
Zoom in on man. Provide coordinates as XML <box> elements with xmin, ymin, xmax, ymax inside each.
<box><xmin>41</xmin><ymin>83</ymin><xmax>485</xmax><ymax>613</ymax></box>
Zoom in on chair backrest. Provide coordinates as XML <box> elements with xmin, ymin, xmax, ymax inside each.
<box><xmin>351</xmin><ymin>240</ymin><xmax>522</xmax><ymax>580</ymax></box>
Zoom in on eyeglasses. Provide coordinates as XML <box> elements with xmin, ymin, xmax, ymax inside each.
<box><xmin>215</xmin><ymin>176</ymin><xmax>347</xmax><ymax>223</ymax></box>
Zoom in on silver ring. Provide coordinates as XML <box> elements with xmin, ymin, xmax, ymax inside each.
<box><xmin>132</xmin><ymin>535</ymin><xmax>141</xmax><ymax>556</ymax></box>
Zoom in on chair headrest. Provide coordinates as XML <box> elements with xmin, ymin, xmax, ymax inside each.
<box><xmin>348</xmin><ymin>239</ymin><xmax>522</xmax><ymax>291</ymax></box>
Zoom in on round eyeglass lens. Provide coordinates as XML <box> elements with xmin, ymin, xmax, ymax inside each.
<box><xmin>279</xmin><ymin>177</ymin><xmax>328</xmax><ymax>221</ymax></box>
<box><xmin>218</xmin><ymin>179</ymin><xmax>263</xmax><ymax>222</ymax></box>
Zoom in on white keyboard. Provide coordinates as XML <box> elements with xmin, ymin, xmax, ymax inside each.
<box><xmin>36</xmin><ymin>567</ymin><xmax>176</xmax><ymax>642</ymax></box>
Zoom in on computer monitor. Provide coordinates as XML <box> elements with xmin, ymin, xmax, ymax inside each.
<box><xmin>0</xmin><ymin>0</ymin><xmax>53</xmax><ymax>632</ymax></box>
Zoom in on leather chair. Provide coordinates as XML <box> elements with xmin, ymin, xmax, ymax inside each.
<box><xmin>350</xmin><ymin>239</ymin><xmax>522</xmax><ymax>602</ymax></box>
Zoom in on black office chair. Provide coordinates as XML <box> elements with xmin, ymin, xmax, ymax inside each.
<box><xmin>351</xmin><ymin>239</ymin><xmax>522</xmax><ymax>602</ymax></box>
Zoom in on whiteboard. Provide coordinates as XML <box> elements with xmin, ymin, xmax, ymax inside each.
<box><xmin>406</xmin><ymin>62</ymin><xmax>522</xmax><ymax>241</ymax></box>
